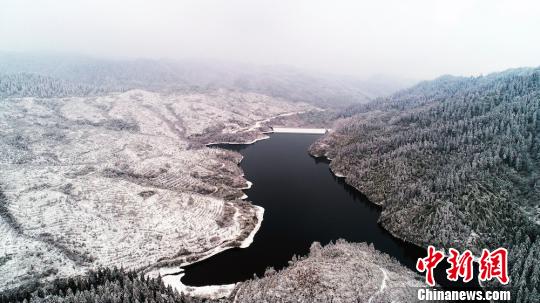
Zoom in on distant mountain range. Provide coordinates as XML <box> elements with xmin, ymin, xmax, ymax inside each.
<box><xmin>0</xmin><ymin>52</ymin><xmax>414</xmax><ymax>107</ymax></box>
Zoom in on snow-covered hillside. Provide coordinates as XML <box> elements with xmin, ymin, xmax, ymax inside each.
<box><xmin>0</xmin><ymin>89</ymin><xmax>313</xmax><ymax>291</ymax></box>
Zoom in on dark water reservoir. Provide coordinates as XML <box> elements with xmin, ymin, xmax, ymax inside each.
<box><xmin>181</xmin><ymin>133</ymin><xmax>478</xmax><ymax>290</ymax></box>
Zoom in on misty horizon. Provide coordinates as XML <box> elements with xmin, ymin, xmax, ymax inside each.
<box><xmin>3</xmin><ymin>49</ymin><xmax>537</xmax><ymax>84</ymax></box>
<box><xmin>0</xmin><ymin>1</ymin><xmax>538</xmax><ymax>301</ymax></box>
<box><xmin>2</xmin><ymin>0</ymin><xmax>539</xmax><ymax>81</ymax></box>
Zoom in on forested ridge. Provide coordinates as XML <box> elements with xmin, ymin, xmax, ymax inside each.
<box><xmin>0</xmin><ymin>53</ymin><xmax>410</xmax><ymax>106</ymax></box>
<box><xmin>0</xmin><ymin>267</ymin><xmax>221</xmax><ymax>303</ymax></box>
<box><xmin>0</xmin><ymin>73</ymin><xmax>108</xmax><ymax>98</ymax></box>
<box><xmin>310</xmin><ymin>67</ymin><xmax>540</xmax><ymax>301</ymax></box>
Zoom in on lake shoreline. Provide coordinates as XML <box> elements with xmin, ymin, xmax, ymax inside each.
<box><xmin>308</xmin><ymin>149</ymin><xmax>483</xmax><ymax>291</ymax></box>
<box><xmin>153</xmin><ymin>205</ymin><xmax>265</xmax><ymax>299</ymax></box>
<box><xmin>151</xmin><ymin>113</ymin><xmax>297</xmax><ymax>298</ymax></box>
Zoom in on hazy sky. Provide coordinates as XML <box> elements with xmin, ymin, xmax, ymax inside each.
<box><xmin>1</xmin><ymin>0</ymin><xmax>539</xmax><ymax>79</ymax></box>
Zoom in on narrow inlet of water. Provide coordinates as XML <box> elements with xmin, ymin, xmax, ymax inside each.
<box><xmin>181</xmin><ymin>133</ymin><xmax>479</xmax><ymax>290</ymax></box>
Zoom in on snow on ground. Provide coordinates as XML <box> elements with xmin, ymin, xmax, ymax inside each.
<box><xmin>234</xmin><ymin>240</ymin><xmax>424</xmax><ymax>303</ymax></box>
<box><xmin>156</xmin><ymin>204</ymin><xmax>262</xmax><ymax>300</ymax></box>
<box><xmin>149</xmin><ymin>206</ymin><xmax>262</xmax><ymax>300</ymax></box>
<box><xmin>368</xmin><ymin>268</ymin><xmax>388</xmax><ymax>303</ymax></box>
<box><xmin>241</xmin><ymin>181</ymin><xmax>253</xmax><ymax>190</ymax></box>
<box><xmin>332</xmin><ymin>170</ymin><xmax>346</xmax><ymax>178</ymax></box>
<box><xmin>162</xmin><ymin>272</ymin><xmax>237</xmax><ymax>300</ymax></box>
<box><xmin>205</xmin><ymin>135</ymin><xmax>270</xmax><ymax>146</ymax></box>
<box><xmin>0</xmin><ymin>219</ymin><xmax>85</xmax><ymax>291</ymax></box>
<box><xmin>239</xmin><ymin>206</ymin><xmax>264</xmax><ymax>249</ymax></box>
<box><xmin>0</xmin><ymin>89</ymin><xmax>314</xmax><ymax>292</ymax></box>
<box><xmin>272</xmin><ymin>127</ymin><xmax>329</xmax><ymax>134</ymax></box>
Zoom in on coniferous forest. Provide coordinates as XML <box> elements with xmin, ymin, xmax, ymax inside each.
<box><xmin>310</xmin><ymin>67</ymin><xmax>540</xmax><ymax>301</ymax></box>
<box><xmin>0</xmin><ymin>267</ymin><xmax>222</xmax><ymax>303</ymax></box>
<box><xmin>2</xmin><ymin>64</ymin><xmax>539</xmax><ymax>303</ymax></box>
<box><xmin>2</xmin><ymin>1</ymin><xmax>540</xmax><ymax>302</ymax></box>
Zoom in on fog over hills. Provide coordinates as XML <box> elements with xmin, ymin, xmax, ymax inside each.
<box><xmin>0</xmin><ymin>53</ymin><xmax>412</xmax><ymax>106</ymax></box>
<box><xmin>1</xmin><ymin>0</ymin><xmax>539</xmax><ymax>301</ymax></box>
<box><xmin>0</xmin><ymin>51</ymin><xmax>421</xmax><ymax>302</ymax></box>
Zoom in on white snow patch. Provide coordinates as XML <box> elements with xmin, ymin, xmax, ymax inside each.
<box><xmin>148</xmin><ymin>242</ymin><xmax>239</xmax><ymax>279</ymax></box>
<box><xmin>368</xmin><ymin>267</ymin><xmax>388</xmax><ymax>303</ymax></box>
<box><xmin>272</xmin><ymin>127</ymin><xmax>328</xmax><ymax>134</ymax></box>
<box><xmin>152</xmin><ymin>205</ymin><xmax>264</xmax><ymax>299</ymax></box>
<box><xmin>149</xmin><ymin>206</ymin><xmax>264</xmax><ymax>299</ymax></box>
<box><xmin>205</xmin><ymin>110</ymin><xmax>319</xmax><ymax>145</ymax></box>
<box><xmin>205</xmin><ymin>134</ymin><xmax>270</xmax><ymax>146</ymax></box>
<box><xmin>241</xmin><ymin>181</ymin><xmax>253</xmax><ymax>190</ymax></box>
<box><xmin>247</xmin><ymin>111</ymin><xmax>307</xmax><ymax>132</ymax></box>
<box><xmin>240</xmin><ymin>206</ymin><xmax>264</xmax><ymax>248</ymax></box>
<box><xmin>333</xmin><ymin>171</ymin><xmax>345</xmax><ymax>178</ymax></box>
<box><xmin>162</xmin><ymin>272</ymin><xmax>237</xmax><ymax>299</ymax></box>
